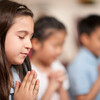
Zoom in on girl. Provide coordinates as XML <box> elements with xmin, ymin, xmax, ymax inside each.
<box><xmin>30</xmin><ymin>16</ymin><xmax>70</xmax><ymax>100</ymax></box>
<box><xmin>0</xmin><ymin>1</ymin><xmax>39</xmax><ymax>100</ymax></box>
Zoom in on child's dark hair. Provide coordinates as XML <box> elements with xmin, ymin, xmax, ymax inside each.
<box><xmin>0</xmin><ymin>1</ymin><xmax>33</xmax><ymax>100</ymax></box>
<box><xmin>32</xmin><ymin>16</ymin><xmax>66</xmax><ymax>42</ymax></box>
<box><xmin>78</xmin><ymin>15</ymin><xmax>100</xmax><ymax>37</ymax></box>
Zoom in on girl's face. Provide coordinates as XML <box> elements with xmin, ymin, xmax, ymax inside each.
<box><xmin>34</xmin><ymin>29</ymin><xmax>66</xmax><ymax>65</ymax></box>
<box><xmin>5</xmin><ymin>16</ymin><xmax>34</xmax><ymax>66</ymax></box>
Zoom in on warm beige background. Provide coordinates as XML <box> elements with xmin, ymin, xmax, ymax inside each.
<box><xmin>13</xmin><ymin>0</ymin><xmax>100</xmax><ymax>64</ymax></box>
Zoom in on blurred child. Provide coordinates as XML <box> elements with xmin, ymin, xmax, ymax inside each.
<box><xmin>68</xmin><ymin>15</ymin><xmax>100</xmax><ymax>100</ymax></box>
<box><xmin>30</xmin><ymin>16</ymin><xmax>70</xmax><ymax>100</ymax></box>
<box><xmin>0</xmin><ymin>1</ymin><xmax>39</xmax><ymax>100</ymax></box>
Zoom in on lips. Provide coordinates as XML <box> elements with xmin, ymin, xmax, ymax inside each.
<box><xmin>21</xmin><ymin>53</ymin><xmax>28</xmax><ymax>57</ymax></box>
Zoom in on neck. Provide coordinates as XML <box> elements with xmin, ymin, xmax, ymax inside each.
<box><xmin>30</xmin><ymin>54</ymin><xmax>51</xmax><ymax>72</ymax></box>
<box><xmin>84</xmin><ymin>46</ymin><xmax>99</xmax><ymax>58</ymax></box>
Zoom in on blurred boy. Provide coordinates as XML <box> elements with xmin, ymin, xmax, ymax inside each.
<box><xmin>68</xmin><ymin>15</ymin><xmax>100</xmax><ymax>100</ymax></box>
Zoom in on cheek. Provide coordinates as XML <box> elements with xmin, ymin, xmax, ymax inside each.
<box><xmin>44</xmin><ymin>45</ymin><xmax>56</xmax><ymax>55</ymax></box>
<box><xmin>5</xmin><ymin>36</ymin><xmax>23</xmax><ymax>56</ymax></box>
<box><xmin>90</xmin><ymin>37</ymin><xmax>100</xmax><ymax>55</ymax></box>
<box><xmin>92</xmin><ymin>37</ymin><xmax>100</xmax><ymax>48</ymax></box>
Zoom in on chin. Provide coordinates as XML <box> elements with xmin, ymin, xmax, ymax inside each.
<box><xmin>13</xmin><ymin>60</ymin><xmax>25</xmax><ymax>65</ymax></box>
<box><xmin>48</xmin><ymin>60</ymin><xmax>54</xmax><ymax>64</ymax></box>
<box><xmin>51</xmin><ymin>59</ymin><xmax>56</xmax><ymax>62</ymax></box>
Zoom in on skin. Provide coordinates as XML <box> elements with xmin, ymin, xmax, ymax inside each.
<box><xmin>5</xmin><ymin>16</ymin><xmax>34</xmax><ymax>66</ymax></box>
<box><xmin>5</xmin><ymin>16</ymin><xmax>39</xmax><ymax>100</ymax></box>
<box><xmin>41</xmin><ymin>70</ymin><xmax>70</xmax><ymax>100</ymax></box>
<box><xmin>14</xmin><ymin>70</ymin><xmax>39</xmax><ymax>100</ymax></box>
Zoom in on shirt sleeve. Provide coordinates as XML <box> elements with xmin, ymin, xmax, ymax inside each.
<box><xmin>68</xmin><ymin>64</ymin><xmax>91</xmax><ymax>96</ymax></box>
<box><xmin>9</xmin><ymin>88</ymin><xmax>14</xmax><ymax>100</ymax></box>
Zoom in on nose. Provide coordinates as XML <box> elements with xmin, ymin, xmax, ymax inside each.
<box><xmin>25</xmin><ymin>39</ymin><xmax>32</xmax><ymax>50</ymax></box>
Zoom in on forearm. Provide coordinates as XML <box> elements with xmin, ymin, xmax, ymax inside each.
<box><xmin>86</xmin><ymin>77</ymin><xmax>100</xmax><ymax>100</ymax></box>
<box><xmin>58</xmin><ymin>87</ymin><xmax>70</xmax><ymax>100</ymax></box>
<box><xmin>76</xmin><ymin>77</ymin><xmax>100</xmax><ymax>100</ymax></box>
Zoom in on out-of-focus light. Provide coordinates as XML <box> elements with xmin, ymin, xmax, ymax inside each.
<box><xmin>79</xmin><ymin>0</ymin><xmax>95</xmax><ymax>4</ymax></box>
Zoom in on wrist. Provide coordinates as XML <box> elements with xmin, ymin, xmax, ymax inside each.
<box><xmin>97</xmin><ymin>76</ymin><xmax>100</xmax><ymax>83</ymax></box>
<box><xmin>97</xmin><ymin>75</ymin><xmax>100</xmax><ymax>80</ymax></box>
<box><xmin>58</xmin><ymin>85</ymin><xmax>63</xmax><ymax>93</ymax></box>
<box><xmin>47</xmin><ymin>84</ymin><xmax>56</xmax><ymax>94</ymax></box>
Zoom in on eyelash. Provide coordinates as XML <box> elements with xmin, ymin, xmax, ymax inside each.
<box><xmin>19</xmin><ymin>36</ymin><xmax>33</xmax><ymax>40</ymax></box>
<box><xmin>19</xmin><ymin>36</ymin><xmax>25</xmax><ymax>39</ymax></box>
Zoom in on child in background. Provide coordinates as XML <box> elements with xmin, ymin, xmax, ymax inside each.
<box><xmin>68</xmin><ymin>15</ymin><xmax>100</xmax><ymax>100</ymax></box>
<box><xmin>30</xmin><ymin>16</ymin><xmax>70</xmax><ymax>100</ymax></box>
<box><xmin>0</xmin><ymin>1</ymin><xmax>39</xmax><ymax>100</ymax></box>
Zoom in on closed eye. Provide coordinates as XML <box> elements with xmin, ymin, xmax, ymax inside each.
<box><xmin>19</xmin><ymin>36</ymin><xmax>25</xmax><ymax>39</ymax></box>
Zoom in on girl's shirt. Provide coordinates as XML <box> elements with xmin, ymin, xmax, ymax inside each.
<box><xmin>31</xmin><ymin>60</ymin><xmax>69</xmax><ymax>100</ymax></box>
<box><xmin>9</xmin><ymin>67</ymin><xmax>21</xmax><ymax>100</ymax></box>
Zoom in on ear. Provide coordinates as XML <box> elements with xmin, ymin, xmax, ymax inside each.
<box><xmin>80</xmin><ymin>33</ymin><xmax>90</xmax><ymax>46</ymax></box>
<box><xmin>31</xmin><ymin>38</ymin><xmax>41</xmax><ymax>51</ymax></box>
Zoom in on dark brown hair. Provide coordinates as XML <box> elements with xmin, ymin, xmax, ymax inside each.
<box><xmin>0</xmin><ymin>1</ymin><xmax>33</xmax><ymax>100</ymax></box>
<box><xmin>32</xmin><ymin>16</ymin><xmax>66</xmax><ymax>42</ymax></box>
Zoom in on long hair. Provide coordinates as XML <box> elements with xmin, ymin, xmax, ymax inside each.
<box><xmin>0</xmin><ymin>1</ymin><xmax>33</xmax><ymax>100</ymax></box>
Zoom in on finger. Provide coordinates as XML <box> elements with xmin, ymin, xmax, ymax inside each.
<box><xmin>57</xmin><ymin>76</ymin><xmax>66</xmax><ymax>82</ymax></box>
<box><xmin>25</xmin><ymin>70</ymin><xmax>35</xmax><ymax>90</ymax></box>
<box><xmin>48</xmin><ymin>71</ymin><xmax>63</xmax><ymax>79</ymax></box>
<box><xmin>29</xmin><ymin>71</ymin><xmax>37</xmax><ymax>92</ymax></box>
<box><xmin>55</xmin><ymin>71</ymin><xmax>65</xmax><ymax>78</ymax></box>
<box><xmin>21</xmin><ymin>71</ymin><xmax>30</xmax><ymax>88</ymax></box>
<box><xmin>33</xmin><ymin>79</ymin><xmax>40</xmax><ymax>96</ymax></box>
<box><xmin>15</xmin><ymin>81</ymin><xmax>20</xmax><ymax>93</ymax></box>
<box><xmin>48</xmin><ymin>72</ymin><xmax>54</xmax><ymax>78</ymax></box>
<box><xmin>18</xmin><ymin>82</ymin><xmax>21</xmax><ymax>88</ymax></box>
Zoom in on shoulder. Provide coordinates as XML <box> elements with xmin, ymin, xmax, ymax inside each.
<box><xmin>68</xmin><ymin>48</ymin><xmax>91</xmax><ymax>72</ymax></box>
<box><xmin>11</xmin><ymin>67</ymin><xmax>21</xmax><ymax>87</ymax></box>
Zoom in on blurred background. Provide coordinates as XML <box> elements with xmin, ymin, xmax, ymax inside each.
<box><xmin>12</xmin><ymin>0</ymin><xmax>100</xmax><ymax>65</ymax></box>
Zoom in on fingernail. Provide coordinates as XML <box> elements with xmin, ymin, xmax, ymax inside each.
<box><xmin>27</xmin><ymin>71</ymin><xmax>30</xmax><ymax>74</ymax></box>
<box><xmin>31</xmin><ymin>70</ymin><xmax>34</xmax><ymax>72</ymax></box>
<box><xmin>16</xmin><ymin>81</ymin><xmax>18</xmax><ymax>85</ymax></box>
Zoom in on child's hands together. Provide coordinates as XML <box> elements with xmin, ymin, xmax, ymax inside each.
<box><xmin>52</xmin><ymin>70</ymin><xmax>66</xmax><ymax>83</ymax></box>
<box><xmin>48</xmin><ymin>70</ymin><xmax>66</xmax><ymax>92</ymax></box>
<box><xmin>14</xmin><ymin>70</ymin><xmax>39</xmax><ymax>100</ymax></box>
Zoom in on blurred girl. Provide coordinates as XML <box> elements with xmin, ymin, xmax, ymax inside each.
<box><xmin>30</xmin><ymin>16</ymin><xmax>70</xmax><ymax>100</ymax></box>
